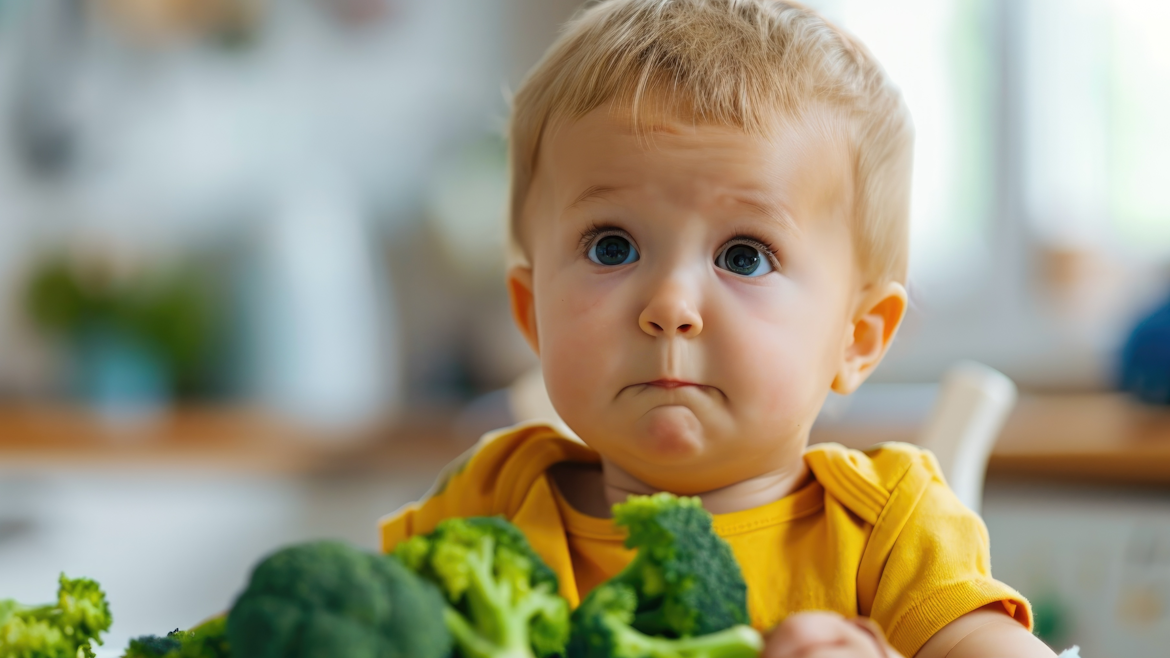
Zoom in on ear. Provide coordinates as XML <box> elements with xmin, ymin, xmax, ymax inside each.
<box><xmin>507</xmin><ymin>265</ymin><xmax>540</xmax><ymax>356</ymax></box>
<box><xmin>831</xmin><ymin>281</ymin><xmax>908</xmax><ymax>395</ymax></box>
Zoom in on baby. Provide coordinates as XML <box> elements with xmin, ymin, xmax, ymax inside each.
<box><xmin>382</xmin><ymin>1</ymin><xmax>1055</xmax><ymax>656</ymax></box>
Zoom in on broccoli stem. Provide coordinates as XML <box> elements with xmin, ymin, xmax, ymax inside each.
<box><xmin>514</xmin><ymin>584</ymin><xmax>558</xmax><ymax>624</ymax></box>
<box><xmin>444</xmin><ymin>606</ymin><xmax>512</xmax><ymax>658</ymax></box>
<box><xmin>616</xmin><ymin>623</ymin><xmax>764</xmax><ymax>658</ymax></box>
<box><xmin>445</xmin><ymin>535</ymin><xmax>538</xmax><ymax>658</ymax></box>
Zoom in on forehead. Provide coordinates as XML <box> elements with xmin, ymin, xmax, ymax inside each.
<box><xmin>534</xmin><ymin>103</ymin><xmax>854</xmax><ymax>223</ymax></box>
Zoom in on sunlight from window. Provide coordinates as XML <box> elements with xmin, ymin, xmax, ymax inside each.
<box><xmin>810</xmin><ymin>0</ymin><xmax>995</xmax><ymax>290</ymax></box>
<box><xmin>1110</xmin><ymin>0</ymin><xmax>1170</xmax><ymax>251</ymax></box>
<box><xmin>1026</xmin><ymin>0</ymin><xmax>1170</xmax><ymax>256</ymax></box>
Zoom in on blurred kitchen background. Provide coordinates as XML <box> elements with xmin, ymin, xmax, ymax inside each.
<box><xmin>0</xmin><ymin>0</ymin><xmax>1168</xmax><ymax>655</ymax></box>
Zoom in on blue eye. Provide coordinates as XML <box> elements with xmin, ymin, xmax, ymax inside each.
<box><xmin>589</xmin><ymin>234</ymin><xmax>639</xmax><ymax>266</ymax></box>
<box><xmin>716</xmin><ymin>241</ymin><xmax>775</xmax><ymax>277</ymax></box>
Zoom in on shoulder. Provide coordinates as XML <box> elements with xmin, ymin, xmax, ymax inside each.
<box><xmin>804</xmin><ymin>441</ymin><xmax>945</xmax><ymax>526</ymax></box>
<box><xmin>379</xmin><ymin>421</ymin><xmax>597</xmax><ymax>551</ymax></box>
<box><xmin>437</xmin><ymin>421</ymin><xmax>598</xmax><ymax>512</ymax></box>
<box><xmin>806</xmin><ymin>442</ymin><xmax>1031</xmax><ymax>655</ymax></box>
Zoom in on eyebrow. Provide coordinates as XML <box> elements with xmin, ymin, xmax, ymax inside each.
<box><xmin>566</xmin><ymin>184</ymin><xmax>625</xmax><ymax>211</ymax></box>
<box><xmin>728</xmin><ymin>192</ymin><xmax>802</xmax><ymax>236</ymax></box>
<box><xmin>564</xmin><ymin>184</ymin><xmax>801</xmax><ymax>235</ymax></box>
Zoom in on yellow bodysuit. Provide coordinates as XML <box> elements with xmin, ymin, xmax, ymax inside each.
<box><xmin>379</xmin><ymin>422</ymin><xmax>1031</xmax><ymax>657</ymax></box>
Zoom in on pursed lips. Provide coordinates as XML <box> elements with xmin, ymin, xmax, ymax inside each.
<box><xmin>618</xmin><ymin>378</ymin><xmax>727</xmax><ymax>402</ymax></box>
<box><xmin>644</xmin><ymin>379</ymin><xmax>701</xmax><ymax>388</ymax></box>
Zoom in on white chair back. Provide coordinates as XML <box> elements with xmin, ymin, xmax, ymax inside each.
<box><xmin>916</xmin><ymin>361</ymin><xmax>1018</xmax><ymax>514</ymax></box>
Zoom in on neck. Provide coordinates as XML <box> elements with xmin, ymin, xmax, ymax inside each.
<box><xmin>599</xmin><ymin>455</ymin><xmax>811</xmax><ymax>516</ymax></box>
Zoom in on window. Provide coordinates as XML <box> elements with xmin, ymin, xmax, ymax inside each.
<box><xmin>1025</xmin><ymin>0</ymin><xmax>1170</xmax><ymax>256</ymax></box>
<box><xmin>809</xmin><ymin>0</ymin><xmax>998</xmax><ymax>294</ymax></box>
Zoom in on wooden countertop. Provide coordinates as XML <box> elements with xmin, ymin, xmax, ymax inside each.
<box><xmin>0</xmin><ymin>405</ymin><xmax>470</xmax><ymax>475</ymax></box>
<box><xmin>987</xmin><ymin>393</ymin><xmax>1170</xmax><ymax>485</ymax></box>
<box><xmin>810</xmin><ymin>393</ymin><xmax>1170</xmax><ymax>486</ymax></box>
<box><xmin>2</xmin><ymin>394</ymin><xmax>1170</xmax><ymax>485</ymax></box>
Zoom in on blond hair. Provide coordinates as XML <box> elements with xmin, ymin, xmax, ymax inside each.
<box><xmin>508</xmin><ymin>0</ymin><xmax>914</xmax><ymax>285</ymax></box>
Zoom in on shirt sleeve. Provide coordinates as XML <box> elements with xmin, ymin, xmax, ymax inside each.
<box><xmin>378</xmin><ymin>421</ymin><xmax>595</xmax><ymax>554</ymax></box>
<box><xmin>865</xmin><ymin>453</ymin><xmax>1032</xmax><ymax>657</ymax></box>
<box><xmin>378</xmin><ymin>442</ymin><xmax>494</xmax><ymax>553</ymax></box>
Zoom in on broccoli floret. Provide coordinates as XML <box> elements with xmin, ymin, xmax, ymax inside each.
<box><xmin>567</xmin><ymin>493</ymin><xmax>764</xmax><ymax>658</ymax></box>
<box><xmin>125</xmin><ymin>632</ymin><xmax>183</xmax><ymax>658</ymax></box>
<box><xmin>394</xmin><ymin>516</ymin><xmax>571</xmax><ymax>658</ymax></box>
<box><xmin>123</xmin><ymin>617</ymin><xmax>230</xmax><ymax>658</ymax></box>
<box><xmin>226</xmin><ymin>540</ymin><xmax>451</xmax><ymax>658</ymax></box>
<box><xmin>572</xmin><ymin>583</ymin><xmax>762</xmax><ymax>658</ymax></box>
<box><xmin>0</xmin><ymin>573</ymin><xmax>113</xmax><ymax>658</ymax></box>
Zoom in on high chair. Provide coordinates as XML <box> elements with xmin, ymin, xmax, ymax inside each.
<box><xmin>914</xmin><ymin>361</ymin><xmax>1018</xmax><ymax>514</ymax></box>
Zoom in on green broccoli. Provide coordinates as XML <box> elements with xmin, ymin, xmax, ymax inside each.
<box><xmin>393</xmin><ymin>516</ymin><xmax>571</xmax><ymax>658</ymax></box>
<box><xmin>0</xmin><ymin>573</ymin><xmax>113</xmax><ymax>658</ymax></box>
<box><xmin>567</xmin><ymin>493</ymin><xmax>764</xmax><ymax>658</ymax></box>
<box><xmin>122</xmin><ymin>617</ymin><xmax>230</xmax><ymax>658</ymax></box>
<box><xmin>226</xmin><ymin>540</ymin><xmax>451</xmax><ymax>658</ymax></box>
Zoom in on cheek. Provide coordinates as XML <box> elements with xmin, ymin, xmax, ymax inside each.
<box><xmin>535</xmin><ymin>269</ymin><xmax>633</xmax><ymax>414</ymax></box>
<box><xmin>713</xmin><ymin>282</ymin><xmax>845</xmax><ymax>421</ymax></box>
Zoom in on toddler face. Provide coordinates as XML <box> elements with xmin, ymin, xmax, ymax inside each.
<box><xmin>513</xmin><ymin>105</ymin><xmax>876</xmax><ymax>494</ymax></box>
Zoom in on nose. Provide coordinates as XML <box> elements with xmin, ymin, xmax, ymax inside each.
<box><xmin>638</xmin><ymin>276</ymin><xmax>704</xmax><ymax>338</ymax></box>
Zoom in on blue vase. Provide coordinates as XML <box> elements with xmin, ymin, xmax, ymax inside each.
<box><xmin>72</xmin><ymin>325</ymin><xmax>170</xmax><ymax>421</ymax></box>
<box><xmin>1120</xmin><ymin>293</ymin><xmax>1170</xmax><ymax>405</ymax></box>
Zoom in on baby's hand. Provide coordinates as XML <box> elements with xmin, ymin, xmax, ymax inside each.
<box><xmin>763</xmin><ymin>611</ymin><xmax>906</xmax><ymax>658</ymax></box>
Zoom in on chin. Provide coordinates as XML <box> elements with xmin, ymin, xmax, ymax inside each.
<box><xmin>629</xmin><ymin>405</ymin><xmax>707</xmax><ymax>463</ymax></box>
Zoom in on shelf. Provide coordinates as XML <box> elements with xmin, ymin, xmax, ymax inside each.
<box><xmin>3</xmin><ymin>394</ymin><xmax>1169</xmax><ymax>485</ymax></box>
<box><xmin>812</xmin><ymin>393</ymin><xmax>1170</xmax><ymax>486</ymax></box>
<box><xmin>989</xmin><ymin>393</ymin><xmax>1170</xmax><ymax>485</ymax></box>
<box><xmin>0</xmin><ymin>405</ymin><xmax>468</xmax><ymax>475</ymax></box>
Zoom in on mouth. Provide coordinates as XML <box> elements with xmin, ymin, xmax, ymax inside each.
<box><xmin>643</xmin><ymin>379</ymin><xmax>703</xmax><ymax>389</ymax></box>
<box><xmin>618</xmin><ymin>378</ymin><xmax>727</xmax><ymax>403</ymax></box>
